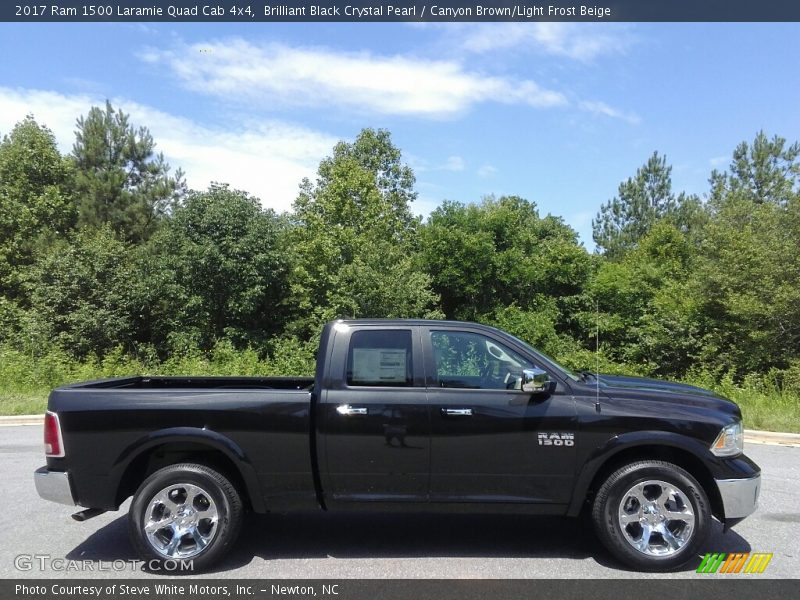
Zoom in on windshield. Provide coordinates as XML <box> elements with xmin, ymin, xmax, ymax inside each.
<box><xmin>510</xmin><ymin>335</ymin><xmax>582</xmax><ymax>382</ymax></box>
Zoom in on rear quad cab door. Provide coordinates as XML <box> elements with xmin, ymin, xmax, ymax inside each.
<box><xmin>318</xmin><ymin>325</ymin><xmax>431</xmax><ymax>504</ymax></box>
<box><xmin>423</xmin><ymin>326</ymin><xmax>578</xmax><ymax>505</ymax></box>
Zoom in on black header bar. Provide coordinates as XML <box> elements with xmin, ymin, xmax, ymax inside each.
<box><xmin>4</xmin><ymin>1</ymin><xmax>800</xmax><ymax>23</ymax></box>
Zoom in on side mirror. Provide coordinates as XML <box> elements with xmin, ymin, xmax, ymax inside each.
<box><xmin>521</xmin><ymin>368</ymin><xmax>553</xmax><ymax>394</ymax></box>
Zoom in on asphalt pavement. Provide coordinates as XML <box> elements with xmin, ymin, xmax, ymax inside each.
<box><xmin>2</xmin><ymin>425</ymin><xmax>797</xmax><ymax>579</ymax></box>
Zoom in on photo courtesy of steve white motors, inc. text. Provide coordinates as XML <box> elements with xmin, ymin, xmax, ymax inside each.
<box><xmin>15</xmin><ymin>583</ymin><xmax>338</xmax><ymax>597</ymax></box>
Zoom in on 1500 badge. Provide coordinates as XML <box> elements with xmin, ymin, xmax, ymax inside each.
<box><xmin>538</xmin><ymin>432</ymin><xmax>575</xmax><ymax>446</ymax></box>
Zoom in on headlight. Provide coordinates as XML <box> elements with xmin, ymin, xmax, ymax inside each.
<box><xmin>711</xmin><ymin>421</ymin><xmax>744</xmax><ymax>457</ymax></box>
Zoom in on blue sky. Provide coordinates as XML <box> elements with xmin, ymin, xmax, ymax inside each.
<box><xmin>1</xmin><ymin>22</ymin><xmax>798</xmax><ymax>246</ymax></box>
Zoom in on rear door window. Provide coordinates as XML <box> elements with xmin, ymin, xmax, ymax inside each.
<box><xmin>346</xmin><ymin>330</ymin><xmax>414</xmax><ymax>387</ymax></box>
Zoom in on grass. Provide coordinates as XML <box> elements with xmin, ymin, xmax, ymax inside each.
<box><xmin>685</xmin><ymin>373</ymin><xmax>800</xmax><ymax>433</ymax></box>
<box><xmin>0</xmin><ymin>340</ymin><xmax>316</xmax><ymax>417</ymax></box>
<box><xmin>2</xmin><ymin>344</ymin><xmax>798</xmax><ymax>433</ymax></box>
<box><xmin>0</xmin><ymin>391</ymin><xmax>48</xmax><ymax>416</ymax></box>
<box><xmin>728</xmin><ymin>388</ymin><xmax>800</xmax><ymax>433</ymax></box>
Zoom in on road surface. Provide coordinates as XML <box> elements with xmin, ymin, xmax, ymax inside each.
<box><xmin>2</xmin><ymin>425</ymin><xmax>796</xmax><ymax>578</ymax></box>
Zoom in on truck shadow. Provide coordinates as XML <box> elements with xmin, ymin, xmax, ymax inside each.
<box><xmin>66</xmin><ymin>511</ymin><xmax>752</xmax><ymax>575</ymax></box>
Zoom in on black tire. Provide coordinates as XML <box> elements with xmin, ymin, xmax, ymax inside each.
<box><xmin>128</xmin><ymin>463</ymin><xmax>243</xmax><ymax>572</ymax></box>
<box><xmin>591</xmin><ymin>460</ymin><xmax>711</xmax><ymax>571</ymax></box>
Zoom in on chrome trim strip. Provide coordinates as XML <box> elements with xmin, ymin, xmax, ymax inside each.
<box><xmin>34</xmin><ymin>467</ymin><xmax>75</xmax><ymax>506</ymax></box>
<box><xmin>716</xmin><ymin>474</ymin><xmax>760</xmax><ymax>519</ymax></box>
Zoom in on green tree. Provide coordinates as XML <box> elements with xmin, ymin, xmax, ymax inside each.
<box><xmin>583</xmin><ymin>222</ymin><xmax>701</xmax><ymax>375</ymax></box>
<box><xmin>694</xmin><ymin>132</ymin><xmax>800</xmax><ymax>375</ymax></box>
<box><xmin>327</xmin><ymin>240</ymin><xmax>442</xmax><ymax>321</ymax></box>
<box><xmin>289</xmin><ymin>128</ymin><xmax>440</xmax><ymax>334</ymax></box>
<box><xmin>586</xmin><ymin>132</ymin><xmax>800</xmax><ymax>378</ymax></box>
<box><xmin>0</xmin><ymin>116</ymin><xmax>75</xmax><ymax>302</ymax></box>
<box><xmin>693</xmin><ymin>195</ymin><xmax>800</xmax><ymax>375</ymax></box>
<box><xmin>72</xmin><ymin>101</ymin><xmax>185</xmax><ymax>243</ymax></box>
<box><xmin>150</xmin><ymin>184</ymin><xmax>291</xmax><ymax>351</ymax></box>
<box><xmin>28</xmin><ymin>227</ymin><xmax>140</xmax><ymax>357</ymax></box>
<box><xmin>710</xmin><ymin>131</ymin><xmax>800</xmax><ymax>207</ymax></box>
<box><xmin>593</xmin><ymin>152</ymin><xmax>701</xmax><ymax>257</ymax></box>
<box><xmin>420</xmin><ymin>196</ymin><xmax>590</xmax><ymax>329</ymax></box>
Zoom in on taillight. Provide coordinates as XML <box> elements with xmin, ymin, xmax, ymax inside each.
<box><xmin>44</xmin><ymin>411</ymin><xmax>65</xmax><ymax>457</ymax></box>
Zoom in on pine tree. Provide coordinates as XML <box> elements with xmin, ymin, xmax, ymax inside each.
<box><xmin>72</xmin><ymin>101</ymin><xmax>185</xmax><ymax>243</ymax></box>
<box><xmin>593</xmin><ymin>152</ymin><xmax>699</xmax><ymax>258</ymax></box>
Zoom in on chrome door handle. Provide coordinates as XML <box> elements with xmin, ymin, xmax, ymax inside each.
<box><xmin>336</xmin><ymin>405</ymin><xmax>368</xmax><ymax>416</ymax></box>
<box><xmin>441</xmin><ymin>408</ymin><xmax>473</xmax><ymax>417</ymax></box>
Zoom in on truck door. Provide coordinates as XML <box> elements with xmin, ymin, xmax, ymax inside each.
<box><xmin>423</xmin><ymin>327</ymin><xmax>577</xmax><ymax>506</ymax></box>
<box><xmin>318</xmin><ymin>325</ymin><xmax>430</xmax><ymax>504</ymax></box>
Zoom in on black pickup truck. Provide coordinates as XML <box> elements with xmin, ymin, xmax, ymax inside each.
<box><xmin>34</xmin><ymin>319</ymin><xmax>760</xmax><ymax>571</ymax></box>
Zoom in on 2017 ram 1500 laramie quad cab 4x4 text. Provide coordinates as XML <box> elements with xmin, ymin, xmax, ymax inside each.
<box><xmin>34</xmin><ymin>319</ymin><xmax>760</xmax><ymax>571</ymax></box>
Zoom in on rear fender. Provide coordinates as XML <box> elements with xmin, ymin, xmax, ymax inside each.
<box><xmin>110</xmin><ymin>427</ymin><xmax>266</xmax><ymax>512</ymax></box>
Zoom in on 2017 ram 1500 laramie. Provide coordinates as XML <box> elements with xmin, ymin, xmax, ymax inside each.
<box><xmin>34</xmin><ymin>319</ymin><xmax>760</xmax><ymax>571</ymax></box>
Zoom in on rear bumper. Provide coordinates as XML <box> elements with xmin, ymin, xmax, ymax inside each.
<box><xmin>34</xmin><ymin>466</ymin><xmax>75</xmax><ymax>506</ymax></box>
<box><xmin>716</xmin><ymin>473</ymin><xmax>760</xmax><ymax>520</ymax></box>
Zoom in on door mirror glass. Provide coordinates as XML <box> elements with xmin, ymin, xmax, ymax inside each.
<box><xmin>521</xmin><ymin>368</ymin><xmax>551</xmax><ymax>393</ymax></box>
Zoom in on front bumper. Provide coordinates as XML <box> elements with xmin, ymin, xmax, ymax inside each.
<box><xmin>34</xmin><ymin>466</ymin><xmax>75</xmax><ymax>506</ymax></box>
<box><xmin>716</xmin><ymin>473</ymin><xmax>760</xmax><ymax>519</ymax></box>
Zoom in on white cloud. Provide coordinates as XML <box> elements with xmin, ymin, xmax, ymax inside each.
<box><xmin>443</xmin><ymin>156</ymin><xmax>466</xmax><ymax>171</ymax></box>
<box><xmin>408</xmin><ymin>154</ymin><xmax>467</xmax><ymax>173</ymax></box>
<box><xmin>426</xmin><ymin>23</ymin><xmax>633</xmax><ymax>61</ymax></box>
<box><xmin>0</xmin><ymin>87</ymin><xmax>337</xmax><ymax>212</ymax></box>
<box><xmin>709</xmin><ymin>155</ymin><xmax>729</xmax><ymax>168</ymax></box>
<box><xmin>579</xmin><ymin>100</ymin><xmax>641</xmax><ymax>125</ymax></box>
<box><xmin>140</xmin><ymin>40</ymin><xmax>568</xmax><ymax>118</ymax></box>
<box><xmin>414</xmin><ymin>195</ymin><xmax>445</xmax><ymax>219</ymax></box>
<box><xmin>0</xmin><ymin>88</ymin><xmax>93</xmax><ymax>152</ymax></box>
<box><xmin>477</xmin><ymin>164</ymin><xmax>498</xmax><ymax>177</ymax></box>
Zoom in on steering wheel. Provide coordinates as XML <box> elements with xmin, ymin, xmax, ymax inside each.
<box><xmin>481</xmin><ymin>360</ymin><xmax>513</xmax><ymax>389</ymax></box>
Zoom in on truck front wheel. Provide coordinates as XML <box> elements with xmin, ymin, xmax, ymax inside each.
<box><xmin>128</xmin><ymin>463</ymin><xmax>243</xmax><ymax>571</ymax></box>
<box><xmin>591</xmin><ymin>460</ymin><xmax>711</xmax><ymax>571</ymax></box>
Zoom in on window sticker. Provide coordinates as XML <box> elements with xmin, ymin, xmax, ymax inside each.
<box><xmin>352</xmin><ymin>348</ymin><xmax>407</xmax><ymax>383</ymax></box>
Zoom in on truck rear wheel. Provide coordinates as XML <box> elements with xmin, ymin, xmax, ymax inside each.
<box><xmin>591</xmin><ymin>460</ymin><xmax>710</xmax><ymax>571</ymax></box>
<box><xmin>129</xmin><ymin>463</ymin><xmax>243</xmax><ymax>571</ymax></box>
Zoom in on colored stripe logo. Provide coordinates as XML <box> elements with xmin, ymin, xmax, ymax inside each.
<box><xmin>697</xmin><ymin>552</ymin><xmax>773</xmax><ymax>574</ymax></box>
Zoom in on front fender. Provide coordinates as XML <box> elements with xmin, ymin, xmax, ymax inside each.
<box><xmin>566</xmin><ymin>430</ymin><xmax>717</xmax><ymax>516</ymax></box>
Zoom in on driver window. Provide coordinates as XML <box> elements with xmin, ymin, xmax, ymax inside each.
<box><xmin>430</xmin><ymin>331</ymin><xmax>534</xmax><ymax>390</ymax></box>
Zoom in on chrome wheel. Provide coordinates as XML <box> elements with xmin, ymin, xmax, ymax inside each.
<box><xmin>143</xmin><ymin>483</ymin><xmax>219</xmax><ymax>559</ymax></box>
<box><xmin>617</xmin><ymin>479</ymin><xmax>695</xmax><ymax>557</ymax></box>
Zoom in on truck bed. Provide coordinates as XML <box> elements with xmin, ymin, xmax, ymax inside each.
<box><xmin>58</xmin><ymin>375</ymin><xmax>315</xmax><ymax>390</ymax></box>
<box><xmin>46</xmin><ymin>375</ymin><xmax>318</xmax><ymax>513</ymax></box>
